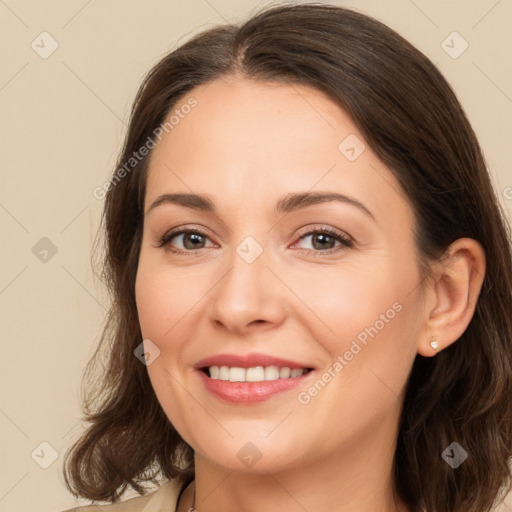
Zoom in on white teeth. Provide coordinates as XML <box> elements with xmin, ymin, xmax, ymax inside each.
<box><xmin>264</xmin><ymin>365</ymin><xmax>280</xmax><ymax>380</ymax></box>
<box><xmin>207</xmin><ymin>365</ymin><xmax>309</xmax><ymax>382</ymax></box>
<box><xmin>246</xmin><ymin>366</ymin><xmax>265</xmax><ymax>382</ymax></box>
<box><xmin>279</xmin><ymin>367</ymin><xmax>291</xmax><ymax>378</ymax></box>
<box><xmin>218</xmin><ymin>365</ymin><xmax>230</xmax><ymax>380</ymax></box>
<box><xmin>228</xmin><ymin>367</ymin><xmax>246</xmax><ymax>382</ymax></box>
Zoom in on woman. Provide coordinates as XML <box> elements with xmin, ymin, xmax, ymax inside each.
<box><xmin>60</xmin><ymin>3</ymin><xmax>512</xmax><ymax>512</ymax></box>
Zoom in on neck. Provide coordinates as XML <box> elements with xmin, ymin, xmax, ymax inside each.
<box><xmin>181</xmin><ymin>416</ymin><xmax>410</xmax><ymax>512</ymax></box>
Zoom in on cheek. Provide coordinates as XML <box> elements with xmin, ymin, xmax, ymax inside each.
<box><xmin>134</xmin><ymin>258</ymin><xmax>205</xmax><ymax>442</ymax></box>
<box><xmin>135</xmin><ymin>271</ymin><xmax>171</xmax><ymax>339</ymax></box>
<box><xmin>295</xmin><ymin>254</ymin><xmax>420</xmax><ymax>387</ymax></box>
<box><xmin>287</xmin><ymin>260</ymin><xmax>403</xmax><ymax>348</ymax></box>
<box><xmin>135</xmin><ymin>257</ymin><xmax>204</xmax><ymax>341</ymax></box>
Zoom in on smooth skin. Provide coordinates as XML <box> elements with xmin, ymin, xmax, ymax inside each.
<box><xmin>135</xmin><ymin>75</ymin><xmax>486</xmax><ymax>512</ymax></box>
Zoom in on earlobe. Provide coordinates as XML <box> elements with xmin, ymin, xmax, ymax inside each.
<box><xmin>417</xmin><ymin>337</ymin><xmax>441</xmax><ymax>358</ymax></box>
<box><xmin>417</xmin><ymin>238</ymin><xmax>486</xmax><ymax>357</ymax></box>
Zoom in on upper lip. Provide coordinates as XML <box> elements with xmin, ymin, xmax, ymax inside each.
<box><xmin>194</xmin><ymin>353</ymin><xmax>314</xmax><ymax>370</ymax></box>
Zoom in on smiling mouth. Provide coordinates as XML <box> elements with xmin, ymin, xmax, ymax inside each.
<box><xmin>200</xmin><ymin>365</ymin><xmax>314</xmax><ymax>382</ymax></box>
<box><xmin>194</xmin><ymin>353</ymin><xmax>317</xmax><ymax>402</ymax></box>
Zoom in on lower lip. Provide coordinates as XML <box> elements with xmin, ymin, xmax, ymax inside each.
<box><xmin>196</xmin><ymin>369</ymin><xmax>314</xmax><ymax>403</ymax></box>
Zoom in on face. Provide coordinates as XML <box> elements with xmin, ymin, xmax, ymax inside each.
<box><xmin>135</xmin><ymin>75</ymin><xmax>427</xmax><ymax>473</ymax></box>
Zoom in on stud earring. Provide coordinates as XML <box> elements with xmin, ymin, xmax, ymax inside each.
<box><xmin>430</xmin><ymin>339</ymin><xmax>439</xmax><ymax>351</ymax></box>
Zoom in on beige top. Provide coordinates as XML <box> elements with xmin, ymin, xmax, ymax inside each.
<box><xmin>59</xmin><ymin>470</ymin><xmax>195</xmax><ymax>512</ymax></box>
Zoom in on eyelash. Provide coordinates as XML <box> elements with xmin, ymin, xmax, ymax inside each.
<box><xmin>157</xmin><ymin>225</ymin><xmax>353</xmax><ymax>256</ymax></box>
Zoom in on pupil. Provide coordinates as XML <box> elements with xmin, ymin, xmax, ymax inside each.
<box><xmin>184</xmin><ymin>233</ymin><xmax>204</xmax><ymax>249</ymax></box>
<box><xmin>313</xmin><ymin>234</ymin><xmax>334</xmax><ymax>250</ymax></box>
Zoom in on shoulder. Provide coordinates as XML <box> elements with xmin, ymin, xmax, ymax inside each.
<box><xmin>58</xmin><ymin>470</ymin><xmax>194</xmax><ymax>512</ymax></box>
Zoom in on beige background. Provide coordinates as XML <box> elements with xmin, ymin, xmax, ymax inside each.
<box><xmin>0</xmin><ymin>1</ymin><xmax>511</xmax><ymax>511</ymax></box>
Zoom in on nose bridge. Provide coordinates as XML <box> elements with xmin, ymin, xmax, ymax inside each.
<box><xmin>208</xmin><ymin>233</ymin><xmax>286</xmax><ymax>333</ymax></box>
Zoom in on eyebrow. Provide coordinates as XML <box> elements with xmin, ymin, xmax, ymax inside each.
<box><xmin>146</xmin><ymin>191</ymin><xmax>375</xmax><ymax>220</ymax></box>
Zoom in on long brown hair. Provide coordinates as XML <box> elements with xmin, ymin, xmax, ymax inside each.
<box><xmin>62</xmin><ymin>3</ymin><xmax>512</xmax><ymax>511</ymax></box>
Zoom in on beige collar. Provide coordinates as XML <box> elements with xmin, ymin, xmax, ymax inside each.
<box><xmin>140</xmin><ymin>469</ymin><xmax>195</xmax><ymax>512</ymax></box>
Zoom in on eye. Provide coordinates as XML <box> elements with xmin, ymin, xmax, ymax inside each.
<box><xmin>156</xmin><ymin>225</ymin><xmax>353</xmax><ymax>256</ymax></box>
<box><xmin>157</xmin><ymin>228</ymin><xmax>215</xmax><ymax>254</ymax></box>
<box><xmin>292</xmin><ymin>226</ymin><xmax>353</xmax><ymax>255</ymax></box>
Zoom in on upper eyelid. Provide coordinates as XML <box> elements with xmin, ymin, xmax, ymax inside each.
<box><xmin>160</xmin><ymin>224</ymin><xmax>349</xmax><ymax>239</ymax></box>
<box><xmin>296</xmin><ymin>224</ymin><xmax>351</xmax><ymax>239</ymax></box>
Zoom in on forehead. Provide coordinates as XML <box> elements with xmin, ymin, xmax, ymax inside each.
<box><xmin>145</xmin><ymin>76</ymin><xmax>411</xmax><ymax>223</ymax></box>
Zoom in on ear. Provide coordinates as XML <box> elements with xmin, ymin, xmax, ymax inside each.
<box><xmin>417</xmin><ymin>237</ymin><xmax>486</xmax><ymax>357</ymax></box>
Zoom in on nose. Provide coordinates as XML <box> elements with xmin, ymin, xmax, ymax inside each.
<box><xmin>207</xmin><ymin>244</ymin><xmax>287</xmax><ymax>336</ymax></box>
